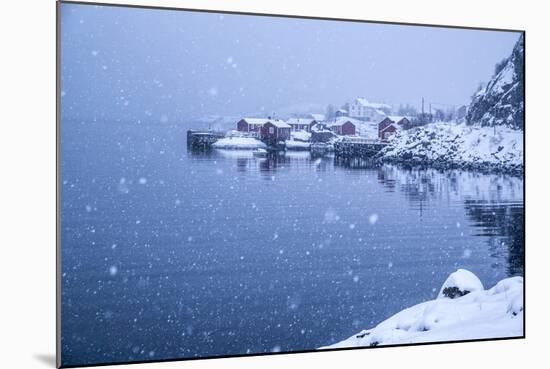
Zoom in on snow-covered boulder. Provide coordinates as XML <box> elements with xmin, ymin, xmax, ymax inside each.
<box><xmin>437</xmin><ymin>269</ymin><xmax>484</xmax><ymax>299</ymax></box>
<box><xmin>322</xmin><ymin>270</ymin><xmax>523</xmax><ymax>349</ymax></box>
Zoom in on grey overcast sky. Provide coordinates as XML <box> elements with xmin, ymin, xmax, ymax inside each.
<box><xmin>61</xmin><ymin>3</ymin><xmax>521</xmax><ymax>122</ymax></box>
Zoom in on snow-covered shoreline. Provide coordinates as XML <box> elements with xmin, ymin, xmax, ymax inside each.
<box><xmin>211</xmin><ymin>136</ymin><xmax>267</xmax><ymax>150</ymax></box>
<box><xmin>321</xmin><ymin>269</ymin><xmax>523</xmax><ymax>349</ymax></box>
<box><xmin>377</xmin><ymin>123</ymin><xmax>523</xmax><ymax>176</ymax></box>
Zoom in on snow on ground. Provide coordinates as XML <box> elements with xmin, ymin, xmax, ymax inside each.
<box><xmin>286</xmin><ymin>140</ymin><xmax>311</xmax><ymax>150</ymax></box>
<box><xmin>291</xmin><ymin>130</ymin><xmax>312</xmax><ymax>142</ymax></box>
<box><xmin>379</xmin><ymin>122</ymin><xmax>523</xmax><ymax>173</ymax></box>
<box><xmin>212</xmin><ymin>137</ymin><xmax>266</xmax><ymax>150</ymax></box>
<box><xmin>321</xmin><ymin>270</ymin><xmax>523</xmax><ymax>349</ymax></box>
<box><xmin>356</xmin><ymin>121</ymin><xmax>379</xmax><ymax>139</ymax></box>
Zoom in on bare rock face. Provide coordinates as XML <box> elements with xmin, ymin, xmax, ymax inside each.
<box><xmin>466</xmin><ymin>34</ymin><xmax>524</xmax><ymax>129</ymax></box>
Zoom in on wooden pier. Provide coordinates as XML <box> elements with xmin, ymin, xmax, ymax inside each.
<box><xmin>187</xmin><ymin>130</ymin><xmax>225</xmax><ymax>150</ymax></box>
<box><xmin>334</xmin><ymin>137</ymin><xmax>387</xmax><ymax>158</ymax></box>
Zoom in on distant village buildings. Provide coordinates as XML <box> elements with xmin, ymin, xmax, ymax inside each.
<box><xmin>236</xmin><ymin>118</ymin><xmax>270</xmax><ymax>134</ymax></box>
<box><xmin>327</xmin><ymin>117</ymin><xmax>357</xmax><ymax>136</ymax></box>
<box><xmin>260</xmin><ymin>120</ymin><xmax>291</xmax><ymax>141</ymax></box>
<box><xmin>334</xmin><ymin>109</ymin><xmax>348</xmax><ymax>118</ymax></box>
<box><xmin>233</xmin><ymin>97</ymin><xmax>419</xmax><ymax>145</ymax></box>
<box><xmin>236</xmin><ymin>117</ymin><xmax>291</xmax><ymax>140</ymax></box>
<box><xmin>378</xmin><ymin>116</ymin><xmax>413</xmax><ymax>140</ymax></box>
<box><xmin>285</xmin><ymin>118</ymin><xmax>317</xmax><ymax>132</ymax></box>
<box><xmin>311</xmin><ymin>123</ymin><xmax>337</xmax><ymax>143</ymax></box>
<box><xmin>348</xmin><ymin>98</ymin><xmax>392</xmax><ymax>122</ymax></box>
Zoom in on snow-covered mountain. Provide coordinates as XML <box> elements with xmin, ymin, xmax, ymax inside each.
<box><xmin>466</xmin><ymin>34</ymin><xmax>524</xmax><ymax>129</ymax></box>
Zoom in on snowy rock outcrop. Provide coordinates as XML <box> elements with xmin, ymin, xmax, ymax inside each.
<box><xmin>378</xmin><ymin>122</ymin><xmax>523</xmax><ymax>174</ymax></box>
<box><xmin>322</xmin><ymin>270</ymin><xmax>523</xmax><ymax>349</ymax></box>
<box><xmin>466</xmin><ymin>34</ymin><xmax>524</xmax><ymax>129</ymax></box>
<box><xmin>437</xmin><ymin>269</ymin><xmax>484</xmax><ymax>299</ymax></box>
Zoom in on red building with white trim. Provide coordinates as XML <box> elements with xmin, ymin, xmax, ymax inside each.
<box><xmin>261</xmin><ymin>120</ymin><xmax>291</xmax><ymax>140</ymax></box>
<box><xmin>236</xmin><ymin>118</ymin><xmax>270</xmax><ymax>133</ymax></box>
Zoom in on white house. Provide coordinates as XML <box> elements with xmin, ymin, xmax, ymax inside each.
<box><xmin>348</xmin><ymin>98</ymin><xmax>392</xmax><ymax>122</ymax></box>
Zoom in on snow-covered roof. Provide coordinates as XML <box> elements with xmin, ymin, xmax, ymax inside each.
<box><xmin>387</xmin><ymin>116</ymin><xmax>412</xmax><ymax>123</ymax></box>
<box><xmin>267</xmin><ymin>120</ymin><xmax>291</xmax><ymax>128</ymax></box>
<box><xmin>240</xmin><ymin>118</ymin><xmax>291</xmax><ymax>128</ymax></box>
<box><xmin>353</xmin><ymin>98</ymin><xmax>391</xmax><ymax>110</ymax></box>
<box><xmin>241</xmin><ymin>118</ymin><xmax>270</xmax><ymax>125</ymax></box>
<box><xmin>328</xmin><ymin>117</ymin><xmax>361</xmax><ymax>127</ymax></box>
<box><xmin>286</xmin><ymin>118</ymin><xmax>316</xmax><ymax>126</ymax></box>
<box><xmin>311</xmin><ymin>124</ymin><xmax>334</xmax><ymax>133</ymax></box>
<box><xmin>380</xmin><ymin>122</ymin><xmax>402</xmax><ymax>132</ymax></box>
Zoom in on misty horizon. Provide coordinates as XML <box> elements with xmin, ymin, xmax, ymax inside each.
<box><xmin>60</xmin><ymin>3</ymin><xmax>521</xmax><ymax>123</ymax></box>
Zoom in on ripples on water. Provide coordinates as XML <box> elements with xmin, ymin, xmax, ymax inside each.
<box><xmin>60</xmin><ymin>122</ymin><xmax>524</xmax><ymax>366</ymax></box>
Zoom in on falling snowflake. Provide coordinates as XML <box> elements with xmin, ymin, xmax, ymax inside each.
<box><xmin>207</xmin><ymin>87</ymin><xmax>218</xmax><ymax>97</ymax></box>
<box><xmin>369</xmin><ymin>214</ymin><xmax>379</xmax><ymax>225</ymax></box>
<box><xmin>324</xmin><ymin>209</ymin><xmax>340</xmax><ymax>223</ymax></box>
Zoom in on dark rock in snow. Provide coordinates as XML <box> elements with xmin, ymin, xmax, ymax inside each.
<box><xmin>441</xmin><ymin>286</ymin><xmax>470</xmax><ymax>299</ymax></box>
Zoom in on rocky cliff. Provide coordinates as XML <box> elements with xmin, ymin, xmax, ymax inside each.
<box><xmin>466</xmin><ymin>34</ymin><xmax>524</xmax><ymax>129</ymax></box>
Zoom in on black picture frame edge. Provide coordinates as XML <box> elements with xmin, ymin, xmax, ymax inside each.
<box><xmin>55</xmin><ymin>1</ymin><xmax>526</xmax><ymax>368</ymax></box>
<box><xmin>60</xmin><ymin>336</ymin><xmax>525</xmax><ymax>369</ymax></box>
<box><xmin>57</xmin><ymin>0</ymin><xmax>525</xmax><ymax>34</ymax></box>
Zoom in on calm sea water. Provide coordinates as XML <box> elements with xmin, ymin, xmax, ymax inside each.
<box><xmin>60</xmin><ymin>120</ymin><xmax>524</xmax><ymax>366</ymax></box>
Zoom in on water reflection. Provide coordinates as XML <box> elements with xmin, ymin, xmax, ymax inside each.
<box><xmin>333</xmin><ymin>156</ymin><xmax>379</xmax><ymax>170</ymax></box>
<box><xmin>189</xmin><ymin>148</ymin><xmax>524</xmax><ymax>277</ymax></box>
<box><xmin>192</xmin><ymin>149</ymin><xmax>331</xmax><ymax>176</ymax></box>
<box><xmin>463</xmin><ymin>200</ymin><xmax>524</xmax><ymax>276</ymax></box>
<box><xmin>375</xmin><ymin>165</ymin><xmax>524</xmax><ymax>276</ymax></box>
